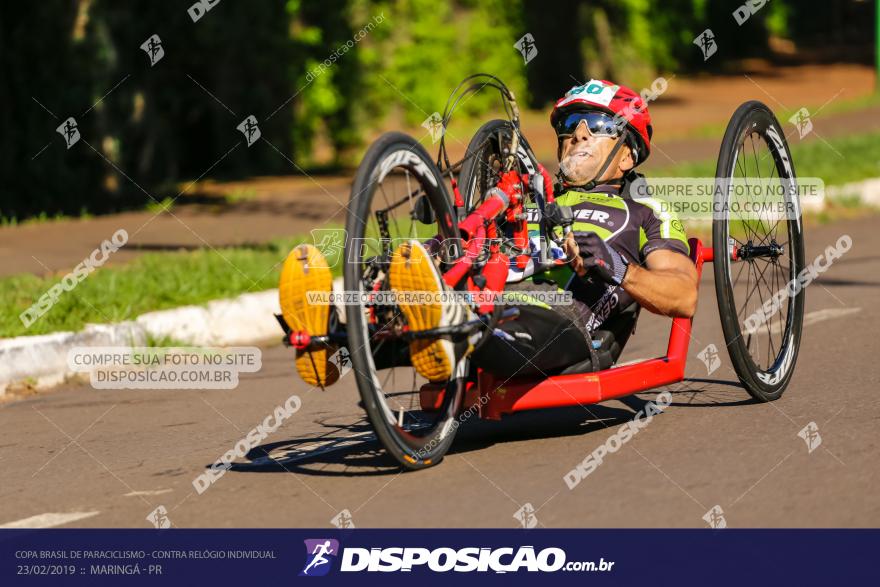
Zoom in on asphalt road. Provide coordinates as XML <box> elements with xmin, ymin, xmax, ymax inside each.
<box><xmin>2</xmin><ymin>214</ymin><xmax>879</xmax><ymax>529</ymax></box>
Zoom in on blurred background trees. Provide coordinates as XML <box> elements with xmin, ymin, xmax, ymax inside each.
<box><xmin>1</xmin><ymin>0</ymin><xmax>875</xmax><ymax>219</ymax></box>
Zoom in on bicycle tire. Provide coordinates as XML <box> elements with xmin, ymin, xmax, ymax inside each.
<box><xmin>713</xmin><ymin>101</ymin><xmax>805</xmax><ymax>402</ymax></box>
<box><xmin>344</xmin><ymin>132</ymin><xmax>466</xmax><ymax>469</ymax></box>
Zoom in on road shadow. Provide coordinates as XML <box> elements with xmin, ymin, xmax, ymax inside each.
<box><xmin>225</xmin><ymin>377</ymin><xmax>750</xmax><ymax>477</ymax></box>
<box><xmin>226</xmin><ymin>402</ymin><xmax>636</xmax><ymax>477</ymax></box>
<box><xmin>663</xmin><ymin>378</ymin><xmax>757</xmax><ymax>408</ymax></box>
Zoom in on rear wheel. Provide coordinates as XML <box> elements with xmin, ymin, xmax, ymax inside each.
<box><xmin>344</xmin><ymin>132</ymin><xmax>466</xmax><ymax>469</ymax></box>
<box><xmin>713</xmin><ymin>101</ymin><xmax>805</xmax><ymax>402</ymax></box>
<box><xmin>458</xmin><ymin>119</ymin><xmax>540</xmax><ymax>211</ymax></box>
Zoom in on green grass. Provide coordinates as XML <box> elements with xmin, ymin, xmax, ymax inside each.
<box><xmin>144</xmin><ymin>196</ymin><xmax>175</xmax><ymax>215</ymax></box>
<box><xmin>655</xmin><ymin>130</ymin><xmax>880</xmax><ymax>240</ymax></box>
<box><xmin>224</xmin><ymin>187</ymin><xmax>258</xmax><ymax>203</ymax></box>
<box><xmin>0</xmin><ymin>231</ymin><xmax>346</xmax><ymax>338</ymax></box>
<box><xmin>0</xmin><ymin>208</ymin><xmax>93</xmax><ymax>227</ymax></box>
<box><xmin>678</xmin><ymin>94</ymin><xmax>880</xmax><ymax>140</ymax></box>
<box><xmin>652</xmin><ymin>129</ymin><xmax>880</xmax><ymax>187</ymax></box>
<box><xmin>0</xmin><ymin>209</ymin><xmax>440</xmax><ymax>339</ymax></box>
<box><xmin>6</xmin><ymin>128</ymin><xmax>880</xmax><ymax>339</ymax></box>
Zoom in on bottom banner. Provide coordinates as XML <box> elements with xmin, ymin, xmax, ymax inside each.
<box><xmin>2</xmin><ymin>529</ymin><xmax>874</xmax><ymax>585</ymax></box>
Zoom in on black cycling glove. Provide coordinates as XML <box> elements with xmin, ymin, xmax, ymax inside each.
<box><xmin>574</xmin><ymin>231</ymin><xmax>630</xmax><ymax>286</ymax></box>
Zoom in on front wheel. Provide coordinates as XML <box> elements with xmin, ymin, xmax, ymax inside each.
<box><xmin>713</xmin><ymin>101</ymin><xmax>805</xmax><ymax>402</ymax></box>
<box><xmin>344</xmin><ymin>132</ymin><xmax>466</xmax><ymax>469</ymax></box>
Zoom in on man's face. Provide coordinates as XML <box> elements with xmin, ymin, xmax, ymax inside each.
<box><xmin>558</xmin><ymin>116</ymin><xmax>633</xmax><ymax>185</ymax></box>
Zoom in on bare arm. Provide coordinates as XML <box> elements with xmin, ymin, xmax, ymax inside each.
<box><xmin>621</xmin><ymin>249</ymin><xmax>698</xmax><ymax>318</ymax></box>
<box><xmin>563</xmin><ymin>233</ymin><xmax>698</xmax><ymax>318</ymax></box>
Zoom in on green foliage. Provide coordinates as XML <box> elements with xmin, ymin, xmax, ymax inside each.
<box><xmin>351</xmin><ymin>0</ymin><xmax>527</xmax><ymax>128</ymax></box>
<box><xmin>765</xmin><ymin>2</ymin><xmax>790</xmax><ymax>38</ymax></box>
<box><xmin>0</xmin><ymin>2</ymin><xmax>109</xmax><ymax>220</ymax></box>
<box><xmin>2</xmin><ymin>1</ymin><xmax>297</xmax><ymax>219</ymax></box>
<box><xmin>1</xmin><ymin>0</ymin><xmax>873</xmax><ymax>219</ymax></box>
<box><xmin>578</xmin><ymin>0</ymin><xmax>711</xmax><ymax>86</ymax></box>
<box><xmin>145</xmin><ymin>197</ymin><xmax>174</xmax><ymax>215</ymax></box>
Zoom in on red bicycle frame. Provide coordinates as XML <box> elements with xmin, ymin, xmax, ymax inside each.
<box><xmin>422</xmin><ymin>231</ymin><xmax>713</xmax><ymax>419</ymax></box>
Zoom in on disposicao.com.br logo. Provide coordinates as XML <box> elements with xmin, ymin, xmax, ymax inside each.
<box><xmin>300</xmin><ymin>539</ymin><xmax>339</xmax><ymax>577</ymax></box>
<box><xmin>303</xmin><ymin>544</ymin><xmax>613</xmax><ymax>574</ymax></box>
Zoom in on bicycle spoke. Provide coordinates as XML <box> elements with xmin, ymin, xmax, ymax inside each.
<box><xmin>752</xmin><ymin>257</ymin><xmax>780</xmax><ymax>367</ymax></box>
<box><xmin>404</xmin><ymin>169</ymin><xmax>417</xmax><ymax>240</ymax></box>
<box><xmin>732</xmin><ymin>257</ymin><xmax>748</xmax><ymax>289</ymax></box>
<box><xmin>733</xmin><ymin>144</ymin><xmax>762</xmax><ymax>244</ymax></box>
<box><xmin>749</xmin><ymin>133</ymin><xmax>770</xmax><ymax>239</ymax></box>
<box><xmin>738</xmin><ymin>260</ymin><xmax>759</xmax><ymax>321</ymax></box>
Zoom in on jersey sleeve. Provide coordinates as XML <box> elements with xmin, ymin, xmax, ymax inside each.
<box><xmin>633</xmin><ymin>198</ymin><xmax>690</xmax><ymax>260</ymax></box>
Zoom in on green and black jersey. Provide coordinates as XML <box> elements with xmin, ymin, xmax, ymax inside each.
<box><xmin>478</xmin><ymin>176</ymin><xmax>692</xmax><ymax>374</ymax></box>
<box><xmin>521</xmin><ymin>177</ymin><xmax>690</xmax><ymax>333</ymax></box>
<box><xmin>555</xmin><ymin>184</ymin><xmax>690</xmax><ymax>264</ymax></box>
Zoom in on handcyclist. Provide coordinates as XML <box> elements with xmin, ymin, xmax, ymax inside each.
<box><xmin>279</xmin><ymin>79</ymin><xmax>697</xmax><ymax>386</ymax></box>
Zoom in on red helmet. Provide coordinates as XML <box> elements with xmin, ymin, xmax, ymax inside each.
<box><xmin>550</xmin><ymin>80</ymin><xmax>653</xmax><ymax>164</ymax></box>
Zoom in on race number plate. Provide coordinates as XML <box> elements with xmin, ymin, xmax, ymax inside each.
<box><xmin>567</xmin><ymin>80</ymin><xmax>620</xmax><ymax>107</ymax></box>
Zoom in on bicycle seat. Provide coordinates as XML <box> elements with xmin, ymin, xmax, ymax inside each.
<box><xmin>559</xmin><ymin>302</ymin><xmax>640</xmax><ymax>374</ymax></box>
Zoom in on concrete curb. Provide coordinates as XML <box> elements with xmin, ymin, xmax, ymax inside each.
<box><xmin>0</xmin><ymin>290</ymin><xmax>282</xmax><ymax>395</ymax></box>
<box><xmin>825</xmin><ymin>178</ymin><xmax>880</xmax><ymax>207</ymax></box>
<box><xmin>2</xmin><ymin>177</ymin><xmax>878</xmax><ymax>396</ymax></box>
<box><xmin>801</xmin><ymin>177</ymin><xmax>880</xmax><ymax>212</ymax></box>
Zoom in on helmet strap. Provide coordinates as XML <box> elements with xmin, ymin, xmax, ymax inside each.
<box><xmin>559</xmin><ymin>133</ymin><xmax>628</xmax><ymax>190</ymax></box>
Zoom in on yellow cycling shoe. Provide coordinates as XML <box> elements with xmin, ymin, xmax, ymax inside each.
<box><xmin>389</xmin><ymin>240</ymin><xmax>473</xmax><ymax>383</ymax></box>
<box><xmin>279</xmin><ymin>243</ymin><xmax>339</xmax><ymax>387</ymax></box>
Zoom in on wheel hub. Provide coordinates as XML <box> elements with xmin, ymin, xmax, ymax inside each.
<box><xmin>737</xmin><ymin>240</ymin><xmax>784</xmax><ymax>261</ymax></box>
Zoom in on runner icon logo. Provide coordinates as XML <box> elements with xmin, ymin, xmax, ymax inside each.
<box><xmin>702</xmin><ymin>505</ymin><xmax>727</xmax><ymax>529</ymax></box>
<box><xmin>693</xmin><ymin>29</ymin><xmax>717</xmax><ymax>61</ymax></box>
<box><xmin>140</xmin><ymin>34</ymin><xmax>164</xmax><ymax>66</ymax></box>
<box><xmin>330</xmin><ymin>509</ymin><xmax>356</xmax><ymax>529</ymax></box>
<box><xmin>330</xmin><ymin>347</ymin><xmax>353</xmax><ymax>379</ymax></box>
<box><xmin>56</xmin><ymin>117</ymin><xmax>80</xmax><ymax>149</ymax></box>
<box><xmin>300</xmin><ymin>539</ymin><xmax>340</xmax><ymax>577</ymax></box>
<box><xmin>311</xmin><ymin>229</ymin><xmax>345</xmax><ymax>266</ymax></box>
<box><xmin>788</xmin><ymin>107</ymin><xmax>813</xmax><ymax>139</ymax></box>
<box><xmin>514</xmin><ymin>33</ymin><xmax>538</xmax><ymax>64</ymax></box>
<box><xmin>513</xmin><ymin>503</ymin><xmax>538</xmax><ymax>528</ymax></box>
<box><xmin>697</xmin><ymin>344</ymin><xmax>721</xmax><ymax>375</ymax></box>
<box><xmin>237</xmin><ymin>115</ymin><xmax>261</xmax><ymax>147</ymax></box>
<box><xmin>146</xmin><ymin>505</ymin><xmax>172</xmax><ymax>529</ymax></box>
<box><xmin>798</xmin><ymin>421</ymin><xmax>822</xmax><ymax>454</ymax></box>
<box><xmin>421</xmin><ymin>112</ymin><xmax>445</xmax><ymax>144</ymax></box>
